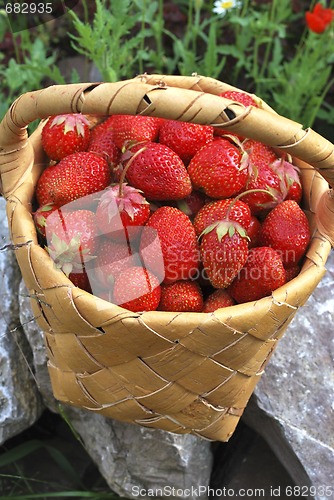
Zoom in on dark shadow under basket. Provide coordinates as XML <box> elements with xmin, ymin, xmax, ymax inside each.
<box><xmin>0</xmin><ymin>74</ymin><xmax>333</xmax><ymax>441</ymax></box>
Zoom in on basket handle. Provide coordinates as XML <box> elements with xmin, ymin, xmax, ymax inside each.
<box><xmin>0</xmin><ymin>74</ymin><xmax>333</xmax><ymax>245</ymax></box>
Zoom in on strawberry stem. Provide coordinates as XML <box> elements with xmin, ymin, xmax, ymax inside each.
<box><xmin>226</xmin><ymin>188</ymin><xmax>276</xmax><ymax>219</ymax></box>
<box><xmin>118</xmin><ymin>146</ymin><xmax>147</xmax><ymax>197</ymax></box>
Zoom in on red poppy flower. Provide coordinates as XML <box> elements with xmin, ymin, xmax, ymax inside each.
<box><xmin>305</xmin><ymin>3</ymin><xmax>334</xmax><ymax>33</ymax></box>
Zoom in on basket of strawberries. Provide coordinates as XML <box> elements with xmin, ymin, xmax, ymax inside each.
<box><xmin>0</xmin><ymin>74</ymin><xmax>333</xmax><ymax>441</ymax></box>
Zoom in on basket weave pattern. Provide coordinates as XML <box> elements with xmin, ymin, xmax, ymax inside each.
<box><xmin>0</xmin><ymin>75</ymin><xmax>333</xmax><ymax>441</ymax></box>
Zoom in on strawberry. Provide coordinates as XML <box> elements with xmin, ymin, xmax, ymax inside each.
<box><xmin>41</xmin><ymin>114</ymin><xmax>90</xmax><ymax>160</ymax></box>
<box><xmin>92</xmin><ymin>236</ymin><xmax>139</xmax><ymax>290</ymax></box>
<box><xmin>95</xmin><ymin>184</ymin><xmax>150</xmax><ymax>242</ymax></box>
<box><xmin>88</xmin><ymin>128</ymin><xmax>121</xmax><ymax>168</ymax></box>
<box><xmin>69</xmin><ymin>269</ymin><xmax>92</xmax><ymax>293</ymax></box>
<box><xmin>124</xmin><ymin>142</ymin><xmax>192</xmax><ymax>200</ymax></box>
<box><xmin>243</xmin><ymin>139</ymin><xmax>278</xmax><ymax>169</ymax></box>
<box><xmin>229</xmin><ymin>247</ymin><xmax>286</xmax><ymax>303</ymax></box>
<box><xmin>187</xmin><ymin>138</ymin><xmax>248</xmax><ymax>199</ymax></box>
<box><xmin>219</xmin><ymin>90</ymin><xmax>259</xmax><ymax>108</ymax></box>
<box><xmin>247</xmin><ymin>215</ymin><xmax>262</xmax><ymax>248</ymax></box>
<box><xmin>158</xmin><ymin>280</ymin><xmax>203</xmax><ymax>312</ymax></box>
<box><xmin>239</xmin><ymin>139</ymin><xmax>285</xmax><ymax>215</ymax></box>
<box><xmin>44</xmin><ymin>208</ymin><xmax>97</xmax><ymax>277</ymax></box>
<box><xmin>111</xmin><ymin>114</ymin><xmax>162</xmax><ymax>150</ymax></box>
<box><xmin>270</xmin><ymin>158</ymin><xmax>302</xmax><ymax>204</ymax></box>
<box><xmin>159</xmin><ymin>120</ymin><xmax>214</xmax><ymax>164</ymax></box>
<box><xmin>202</xmin><ymin>289</ymin><xmax>235</xmax><ymax>312</ymax></box>
<box><xmin>140</xmin><ymin>206</ymin><xmax>200</xmax><ymax>284</ymax></box>
<box><xmin>36</xmin><ymin>152</ymin><xmax>112</xmax><ymax>207</ymax></box>
<box><xmin>259</xmin><ymin>200</ymin><xmax>311</xmax><ymax>268</ymax></box>
<box><xmin>113</xmin><ymin>266</ymin><xmax>161</xmax><ymax>312</ymax></box>
<box><xmin>89</xmin><ymin>116</ymin><xmax>115</xmax><ymax>142</ymax></box>
<box><xmin>169</xmin><ymin>190</ymin><xmax>207</xmax><ymax>218</ymax></box>
<box><xmin>193</xmin><ymin>198</ymin><xmax>251</xmax><ymax>237</ymax></box>
<box><xmin>34</xmin><ymin>203</ymin><xmax>59</xmax><ymax>238</ymax></box>
<box><xmin>285</xmin><ymin>264</ymin><xmax>301</xmax><ymax>282</ymax></box>
<box><xmin>199</xmin><ymin>219</ymin><xmax>249</xmax><ymax>288</ymax></box>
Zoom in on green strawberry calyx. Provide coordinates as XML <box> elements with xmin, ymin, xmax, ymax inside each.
<box><xmin>99</xmin><ymin>184</ymin><xmax>149</xmax><ymax>222</ymax></box>
<box><xmin>199</xmin><ymin>220</ymin><xmax>249</xmax><ymax>242</ymax></box>
<box><xmin>33</xmin><ymin>203</ymin><xmax>57</xmax><ymax>229</ymax></box>
<box><xmin>46</xmin><ymin>233</ymin><xmax>95</xmax><ymax>276</ymax></box>
<box><xmin>49</xmin><ymin>114</ymin><xmax>89</xmax><ymax>136</ymax></box>
<box><xmin>271</xmin><ymin>158</ymin><xmax>301</xmax><ymax>190</ymax></box>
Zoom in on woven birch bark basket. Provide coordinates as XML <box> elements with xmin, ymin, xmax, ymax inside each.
<box><xmin>1</xmin><ymin>74</ymin><xmax>333</xmax><ymax>442</ymax></box>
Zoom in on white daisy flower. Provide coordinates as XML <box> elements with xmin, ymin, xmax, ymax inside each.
<box><xmin>213</xmin><ymin>0</ymin><xmax>242</xmax><ymax>16</ymax></box>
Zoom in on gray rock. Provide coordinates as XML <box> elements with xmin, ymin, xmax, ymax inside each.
<box><xmin>19</xmin><ymin>283</ymin><xmax>213</xmax><ymax>499</ymax></box>
<box><xmin>244</xmin><ymin>250</ymin><xmax>334</xmax><ymax>500</ymax></box>
<box><xmin>0</xmin><ymin>198</ymin><xmax>43</xmax><ymax>444</ymax></box>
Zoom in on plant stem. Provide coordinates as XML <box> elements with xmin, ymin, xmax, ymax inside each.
<box><xmin>156</xmin><ymin>0</ymin><xmax>164</xmax><ymax>72</ymax></box>
<box><xmin>257</xmin><ymin>0</ymin><xmax>277</xmax><ymax>92</ymax></box>
<box><xmin>138</xmin><ymin>0</ymin><xmax>146</xmax><ymax>75</ymax></box>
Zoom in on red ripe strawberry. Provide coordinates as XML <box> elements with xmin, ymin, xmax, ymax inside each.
<box><xmin>285</xmin><ymin>264</ymin><xmax>301</xmax><ymax>282</ymax></box>
<box><xmin>89</xmin><ymin>116</ymin><xmax>115</xmax><ymax>141</ymax></box>
<box><xmin>158</xmin><ymin>280</ymin><xmax>203</xmax><ymax>312</ymax></box>
<box><xmin>202</xmin><ymin>289</ymin><xmax>235</xmax><ymax>312</ymax></box>
<box><xmin>247</xmin><ymin>215</ymin><xmax>262</xmax><ymax>248</ymax></box>
<box><xmin>92</xmin><ymin>237</ymin><xmax>139</xmax><ymax>290</ymax></box>
<box><xmin>193</xmin><ymin>198</ymin><xmax>251</xmax><ymax>237</ymax></box>
<box><xmin>111</xmin><ymin>114</ymin><xmax>162</xmax><ymax>150</ymax></box>
<box><xmin>219</xmin><ymin>90</ymin><xmax>259</xmax><ymax>107</ymax></box>
<box><xmin>259</xmin><ymin>200</ymin><xmax>311</xmax><ymax>268</ymax></box>
<box><xmin>36</xmin><ymin>152</ymin><xmax>112</xmax><ymax>207</ymax></box>
<box><xmin>45</xmin><ymin>208</ymin><xmax>96</xmax><ymax>276</ymax></box>
<box><xmin>41</xmin><ymin>114</ymin><xmax>90</xmax><ymax>160</ymax></box>
<box><xmin>239</xmin><ymin>139</ymin><xmax>285</xmax><ymax>215</ymax></box>
<box><xmin>159</xmin><ymin>120</ymin><xmax>214</xmax><ymax>164</ymax></box>
<box><xmin>199</xmin><ymin>220</ymin><xmax>249</xmax><ymax>288</ymax></box>
<box><xmin>140</xmin><ymin>206</ymin><xmax>200</xmax><ymax>284</ymax></box>
<box><xmin>187</xmin><ymin>138</ymin><xmax>248</xmax><ymax>199</ymax></box>
<box><xmin>169</xmin><ymin>190</ymin><xmax>207</xmax><ymax>218</ymax></box>
<box><xmin>113</xmin><ymin>266</ymin><xmax>161</xmax><ymax>312</ymax></box>
<box><xmin>229</xmin><ymin>247</ymin><xmax>286</xmax><ymax>303</ymax></box>
<box><xmin>95</xmin><ymin>184</ymin><xmax>150</xmax><ymax>242</ymax></box>
<box><xmin>243</xmin><ymin>139</ymin><xmax>278</xmax><ymax>169</ymax></box>
<box><xmin>124</xmin><ymin>142</ymin><xmax>192</xmax><ymax>200</ymax></box>
<box><xmin>69</xmin><ymin>270</ymin><xmax>92</xmax><ymax>293</ymax></box>
<box><xmin>34</xmin><ymin>203</ymin><xmax>59</xmax><ymax>238</ymax></box>
<box><xmin>88</xmin><ymin>128</ymin><xmax>121</xmax><ymax>167</ymax></box>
